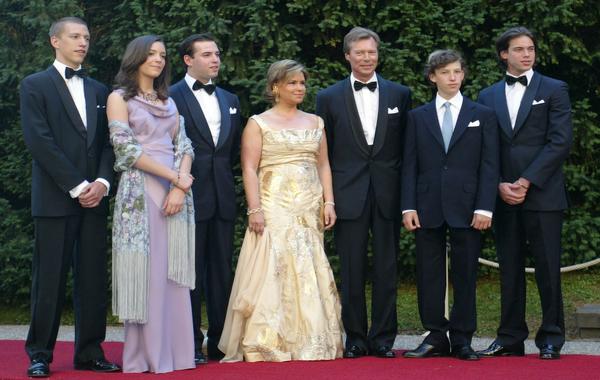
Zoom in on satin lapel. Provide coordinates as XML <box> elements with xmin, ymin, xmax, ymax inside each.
<box><xmin>179</xmin><ymin>82</ymin><xmax>215</xmax><ymax>148</ymax></box>
<box><xmin>215</xmin><ymin>87</ymin><xmax>231</xmax><ymax>150</ymax></box>
<box><xmin>513</xmin><ymin>72</ymin><xmax>542</xmax><ymax>135</ymax></box>
<box><xmin>447</xmin><ymin>98</ymin><xmax>474</xmax><ymax>152</ymax></box>
<box><xmin>371</xmin><ymin>76</ymin><xmax>389</xmax><ymax>157</ymax></box>
<box><xmin>47</xmin><ymin>66</ymin><xmax>86</xmax><ymax>138</ymax></box>
<box><xmin>423</xmin><ymin>101</ymin><xmax>445</xmax><ymax>150</ymax></box>
<box><xmin>83</xmin><ymin>78</ymin><xmax>97</xmax><ymax>148</ymax></box>
<box><xmin>493</xmin><ymin>81</ymin><xmax>513</xmax><ymax>138</ymax></box>
<box><xmin>343</xmin><ymin>79</ymin><xmax>370</xmax><ymax>156</ymax></box>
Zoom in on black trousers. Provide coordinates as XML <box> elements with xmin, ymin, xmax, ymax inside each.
<box><xmin>191</xmin><ymin>217</ymin><xmax>234</xmax><ymax>355</ymax></box>
<box><xmin>26</xmin><ymin>212</ymin><xmax>108</xmax><ymax>364</ymax></box>
<box><xmin>334</xmin><ymin>188</ymin><xmax>400</xmax><ymax>351</ymax></box>
<box><xmin>494</xmin><ymin>206</ymin><xmax>565</xmax><ymax>349</ymax></box>
<box><xmin>416</xmin><ymin>224</ymin><xmax>480</xmax><ymax>348</ymax></box>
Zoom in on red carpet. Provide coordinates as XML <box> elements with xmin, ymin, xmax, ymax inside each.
<box><xmin>1</xmin><ymin>341</ymin><xmax>599</xmax><ymax>380</ymax></box>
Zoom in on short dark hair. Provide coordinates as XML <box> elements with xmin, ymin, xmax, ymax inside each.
<box><xmin>49</xmin><ymin>16</ymin><xmax>87</xmax><ymax>38</ymax></box>
<box><xmin>343</xmin><ymin>27</ymin><xmax>380</xmax><ymax>54</ymax></box>
<box><xmin>178</xmin><ymin>33</ymin><xmax>218</xmax><ymax>65</ymax></box>
<box><xmin>114</xmin><ymin>35</ymin><xmax>170</xmax><ymax>101</ymax></box>
<box><xmin>423</xmin><ymin>49</ymin><xmax>466</xmax><ymax>84</ymax></box>
<box><xmin>495</xmin><ymin>26</ymin><xmax>536</xmax><ymax>65</ymax></box>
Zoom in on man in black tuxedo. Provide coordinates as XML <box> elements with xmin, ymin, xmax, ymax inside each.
<box><xmin>401</xmin><ymin>50</ymin><xmax>499</xmax><ymax>360</ymax></box>
<box><xmin>170</xmin><ymin>33</ymin><xmax>242</xmax><ymax>363</ymax></box>
<box><xmin>477</xmin><ymin>27</ymin><xmax>572</xmax><ymax>360</ymax></box>
<box><xmin>316</xmin><ymin>27</ymin><xmax>411</xmax><ymax>359</ymax></box>
<box><xmin>20</xmin><ymin>17</ymin><xmax>119</xmax><ymax>377</ymax></box>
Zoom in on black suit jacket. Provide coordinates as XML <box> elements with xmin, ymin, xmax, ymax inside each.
<box><xmin>316</xmin><ymin>75</ymin><xmax>411</xmax><ymax>220</ymax></box>
<box><xmin>20</xmin><ymin>65</ymin><xmax>114</xmax><ymax>217</ymax></box>
<box><xmin>170</xmin><ymin>80</ymin><xmax>241</xmax><ymax>222</ymax></box>
<box><xmin>401</xmin><ymin>97</ymin><xmax>499</xmax><ymax>228</ymax></box>
<box><xmin>478</xmin><ymin>72</ymin><xmax>572</xmax><ymax>211</ymax></box>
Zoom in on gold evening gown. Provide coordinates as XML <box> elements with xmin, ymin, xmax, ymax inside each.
<box><xmin>218</xmin><ymin>114</ymin><xmax>344</xmax><ymax>362</ymax></box>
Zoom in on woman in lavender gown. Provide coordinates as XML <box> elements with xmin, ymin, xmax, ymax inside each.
<box><xmin>107</xmin><ymin>35</ymin><xmax>196</xmax><ymax>373</ymax></box>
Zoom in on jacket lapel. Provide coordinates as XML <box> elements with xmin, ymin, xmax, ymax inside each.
<box><xmin>371</xmin><ymin>75</ymin><xmax>389</xmax><ymax>157</ymax></box>
<box><xmin>493</xmin><ymin>81</ymin><xmax>513</xmax><ymax>139</ymax></box>
<box><xmin>83</xmin><ymin>78</ymin><xmax>97</xmax><ymax>148</ymax></box>
<box><xmin>423</xmin><ymin>101</ymin><xmax>445</xmax><ymax>150</ymax></box>
<box><xmin>513</xmin><ymin>71</ymin><xmax>542</xmax><ymax>135</ymax></box>
<box><xmin>214</xmin><ymin>87</ymin><xmax>231</xmax><ymax>150</ymax></box>
<box><xmin>447</xmin><ymin>97</ymin><xmax>474</xmax><ymax>152</ymax></box>
<box><xmin>47</xmin><ymin>66</ymin><xmax>87</xmax><ymax>139</ymax></box>
<box><xmin>343</xmin><ymin>78</ymin><xmax>370</xmax><ymax>157</ymax></box>
<box><xmin>179</xmin><ymin>82</ymin><xmax>215</xmax><ymax>148</ymax></box>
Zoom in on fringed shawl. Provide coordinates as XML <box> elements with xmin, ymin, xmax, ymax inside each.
<box><xmin>110</xmin><ymin>106</ymin><xmax>195</xmax><ymax>324</ymax></box>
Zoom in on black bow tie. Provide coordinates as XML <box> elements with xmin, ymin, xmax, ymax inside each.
<box><xmin>354</xmin><ymin>81</ymin><xmax>377</xmax><ymax>92</ymax></box>
<box><xmin>65</xmin><ymin>67</ymin><xmax>87</xmax><ymax>79</ymax></box>
<box><xmin>192</xmin><ymin>80</ymin><xmax>216</xmax><ymax>95</ymax></box>
<box><xmin>505</xmin><ymin>75</ymin><xmax>528</xmax><ymax>86</ymax></box>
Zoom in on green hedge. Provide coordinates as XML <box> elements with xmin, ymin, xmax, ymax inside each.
<box><xmin>1</xmin><ymin>0</ymin><xmax>599</xmax><ymax>305</ymax></box>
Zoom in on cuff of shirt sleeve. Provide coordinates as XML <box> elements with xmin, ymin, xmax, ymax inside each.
<box><xmin>474</xmin><ymin>209</ymin><xmax>493</xmax><ymax>218</ymax></box>
<box><xmin>95</xmin><ymin>178</ymin><xmax>110</xmax><ymax>196</ymax></box>
<box><xmin>69</xmin><ymin>180</ymin><xmax>90</xmax><ymax>198</ymax></box>
<box><xmin>402</xmin><ymin>209</ymin><xmax>416</xmax><ymax>215</ymax></box>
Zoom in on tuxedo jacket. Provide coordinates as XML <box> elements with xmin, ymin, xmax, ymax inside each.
<box><xmin>170</xmin><ymin>80</ymin><xmax>242</xmax><ymax>222</ymax></box>
<box><xmin>401</xmin><ymin>97</ymin><xmax>499</xmax><ymax>228</ymax></box>
<box><xmin>20</xmin><ymin>66</ymin><xmax>114</xmax><ymax>217</ymax></box>
<box><xmin>478</xmin><ymin>72</ymin><xmax>572</xmax><ymax>211</ymax></box>
<box><xmin>316</xmin><ymin>75</ymin><xmax>411</xmax><ymax>220</ymax></box>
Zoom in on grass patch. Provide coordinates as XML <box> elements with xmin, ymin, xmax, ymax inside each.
<box><xmin>2</xmin><ymin>269</ymin><xmax>598</xmax><ymax>339</ymax></box>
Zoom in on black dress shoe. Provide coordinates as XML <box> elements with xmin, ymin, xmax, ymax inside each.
<box><xmin>74</xmin><ymin>358</ymin><xmax>121</xmax><ymax>372</ymax></box>
<box><xmin>403</xmin><ymin>343</ymin><xmax>450</xmax><ymax>358</ymax></box>
<box><xmin>477</xmin><ymin>341</ymin><xmax>525</xmax><ymax>357</ymax></box>
<box><xmin>372</xmin><ymin>346</ymin><xmax>396</xmax><ymax>358</ymax></box>
<box><xmin>195</xmin><ymin>351</ymin><xmax>208</xmax><ymax>365</ymax></box>
<box><xmin>343</xmin><ymin>345</ymin><xmax>367</xmax><ymax>359</ymax></box>
<box><xmin>539</xmin><ymin>344</ymin><xmax>560</xmax><ymax>360</ymax></box>
<box><xmin>452</xmin><ymin>345</ymin><xmax>480</xmax><ymax>361</ymax></box>
<box><xmin>27</xmin><ymin>358</ymin><xmax>50</xmax><ymax>378</ymax></box>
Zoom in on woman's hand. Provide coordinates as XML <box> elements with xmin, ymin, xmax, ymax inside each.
<box><xmin>323</xmin><ymin>203</ymin><xmax>337</xmax><ymax>230</ymax></box>
<box><xmin>163</xmin><ymin>187</ymin><xmax>186</xmax><ymax>216</ymax></box>
<box><xmin>248</xmin><ymin>212</ymin><xmax>265</xmax><ymax>235</ymax></box>
<box><xmin>173</xmin><ymin>172</ymin><xmax>194</xmax><ymax>193</ymax></box>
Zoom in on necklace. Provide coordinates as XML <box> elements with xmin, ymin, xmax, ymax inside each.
<box><xmin>140</xmin><ymin>91</ymin><xmax>159</xmax><ymax>103</ymax></box>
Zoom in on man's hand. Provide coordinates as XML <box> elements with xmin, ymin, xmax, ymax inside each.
<box><xmin>78</xmin><ymin>181</ymin><xmax>107</xmax><ymax>208</ymax></box>
<box><xmin>403</xmin><ymin>211</ymin><xmax>421</xmax><ymax>231</ymax></box>
<box><xmin>162</xmin><ymin>187</ymin><xmax>186</xmax><ymax>216</ymax></box>
<box><xmin>498</xmin><ymin>182</ymin><xmax>526</xmax><ymax>205</ymax></box>
<box><xmin>471</xmin><ymin>213</ymin><xmax>492</xmax><ymax>230</ymax></box>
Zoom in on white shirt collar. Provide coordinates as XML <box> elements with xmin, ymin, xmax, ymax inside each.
<box><xmin>506</xmin><ymin>68</ymin><xmax>534</xmax><ymax>84</ymax></box>
<box><xmin>53</xmin><ymin>59</ymin><xmax>82</xmax><ymax>81</ymax></box>
<box><xmin>185</xmin><ymin>73</ymin><xmax>214</xmax><ymax>91</ymax></box>
<box><xmin>436</xmin><ymin>91</ymin><xmax>463</xmax><ymax>110</ymax></box>
<box><xmin>350</xmin><ymin>72</ymin><xmax>378</xmax><ymax>84</ymax></box>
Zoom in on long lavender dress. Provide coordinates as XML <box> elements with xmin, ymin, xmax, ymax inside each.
<box><xmin>121</xmin><ymin>96</ymin><xmax>195</xmax><ymax>373</ymax></box>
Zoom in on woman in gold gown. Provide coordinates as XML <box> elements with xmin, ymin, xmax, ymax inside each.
<box><xmin>218</xmin><ymin>60</ymin><xmax>344</xmax><ymax>362</ymax></box>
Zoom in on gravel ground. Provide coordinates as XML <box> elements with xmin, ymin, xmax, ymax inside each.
<box><xmin>1</xmin><ymin>325</ymin><xmax>598</xmax><ymax>355</ymax></box>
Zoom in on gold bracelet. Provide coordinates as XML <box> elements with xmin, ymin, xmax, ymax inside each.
<box><xmin>324</xmin><ymin>201</ymin><xmax>335</xmax><ymax>207</ymax></box>
<box><xmin>246</xmin><ymin>207</ymin><xmax>263</xmax><ymax>216</ymax></box>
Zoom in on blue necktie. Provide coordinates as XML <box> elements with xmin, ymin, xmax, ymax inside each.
<box><xmin>441</xmin><ymin>102</ymin><xmax>453</xmax><ymax>152</ymax></box>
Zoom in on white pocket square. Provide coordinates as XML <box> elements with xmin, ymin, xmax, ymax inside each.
<box><xmin>468</xmin><ymin>120</ymin><xmax>480</xmax><ymax>127</ymax></box>
<box><xmin>387</xmin><ymin>107</ymin><xmax>399</xmax><ymax>114</ymax></box>
<box><xmin>229</xmin><ymin>107</ymin><xmax>237</xmax><ymax>114</ymax></box>
<box><xmin>532</xmin><ymin>99</ymin><xmax>545</xmax><ymax>105</ymax></box>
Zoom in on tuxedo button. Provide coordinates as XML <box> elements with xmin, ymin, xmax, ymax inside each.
<box><xmin>443</xmin><ymin>165</ymin><xmax>448</xmax><ymax>170</ymax></box>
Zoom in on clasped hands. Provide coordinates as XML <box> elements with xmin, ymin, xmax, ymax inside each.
<box><xmin>163</xmin><ymin>172</ymin><xmax>194</xmax><ymax>216</ymax></box>
<box><xmin>78</xmin><ymin>181</ymin><xmax>107</xmax><ymax>208</ymax></box>
<box><xmin>499</xmin><ymin>177</ymin><xmax>530</xmax><ymax>205</ymax></box>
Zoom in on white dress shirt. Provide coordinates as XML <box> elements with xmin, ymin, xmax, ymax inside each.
<box><xmin>185</xmin><ymin>74</ymin><xmax>221</xmax><ymax>146</ymax></box>
<box><xmin>53</xmin><ymin>60</ymin><xmax>109</xmax><ymax>198</ymax></box>
<box><xmin>402</xmin><ymin>91</ymin><xmax>491</xmax><ymax>218</ymax></box>
<box><xmin>350</xmin><ymin>72</ymin><xmax>379</xmax><ymax>145</ymax></box>
<box><xmin>505</xmin><ymin>69</ymin><xmax>534</xmax><ymax>128</ymax></box>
